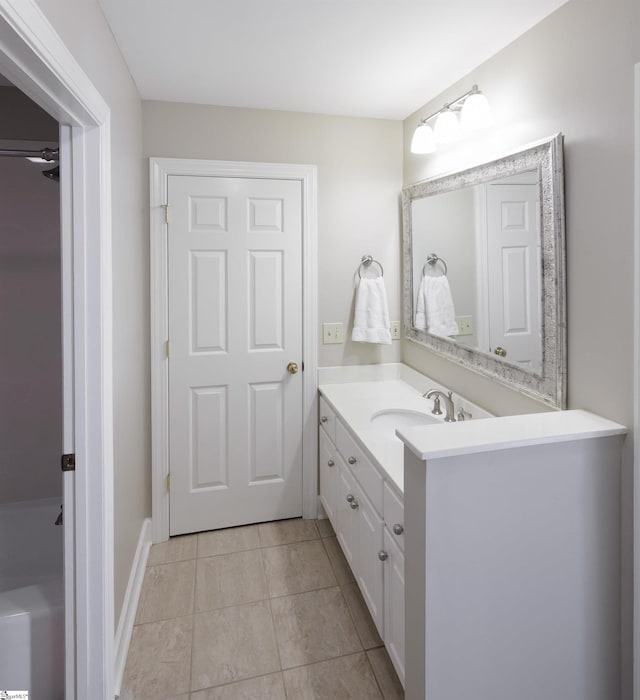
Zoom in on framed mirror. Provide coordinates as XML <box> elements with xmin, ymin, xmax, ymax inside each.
<box><xmin>402</xmin><ymin>134</ymin><xmax>566</xmax><ymax>408</ymax></box>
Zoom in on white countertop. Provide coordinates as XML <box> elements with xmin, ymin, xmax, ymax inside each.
<box><xmin>318</xmin><ymin>364</ymin><xmax>627</xmax><ymax>493</ymax></box>
<box><xmin>319</xmin><ymin>379</ymin><xmax>438</xmax><ymax>493</ymax></box>
<box><xmin>398</xmin><ymin>409</ymin><xmax>627</xmax><ymax>461</ymax></box>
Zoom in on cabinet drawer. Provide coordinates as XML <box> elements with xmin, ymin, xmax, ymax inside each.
<box><xmin>384</xmin><ymin>482</ymin><xmax>405</xmax><ymax>552</ymax></box>
<box><xmin>319</xmin><ymin>395</ymin><xmax>336</xmax><ymax>443</ymax></box>
<box><xmin>336</xmin><ymin>419</ymin><xmax>383</xmax><ymax>514</ymax></box>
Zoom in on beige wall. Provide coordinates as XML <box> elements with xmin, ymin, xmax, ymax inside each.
<box><xmin>34</xmin><ymin>0</ymin><xmax>150</xmax><ymax>621</ymax></box>
<box><xmin>403</xmin><ymin>0</ymin><xmax>637</xmax><ymax>422</ymax></box>
<box><xmin>402</xmin><ymin>0</ymin><xmax>638</xmax><ymax>695</ymax></box>
<box><xmin>143</xmin><ymin>101</ymin><xmax>403</xmax><ymax>367</ymax></box>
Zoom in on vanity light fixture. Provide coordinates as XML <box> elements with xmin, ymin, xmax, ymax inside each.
<box><xmin>410</xmin><ymin>84</ymin><xmax>492</xmax><ymax>154</ymax></box>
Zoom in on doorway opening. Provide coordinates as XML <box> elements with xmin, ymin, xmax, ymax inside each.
<box><xmin>0</xmin><ymin>81</ymin><xmax>63</xmax><ymax>697</ymax></box>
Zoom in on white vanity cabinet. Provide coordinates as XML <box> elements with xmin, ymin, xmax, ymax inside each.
<box><xmin>318</xmin><ymin>395</ymin><xmax>405</xmax><ymax>684</ymax></box>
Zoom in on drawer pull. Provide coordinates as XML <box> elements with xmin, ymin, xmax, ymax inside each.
<box><xmin>378</xmin><ymin>550</ymin><xmax>389</xmax><ymax>561</ymax></box>
<box><xmin>392</xmin><ymin>523</ymin><xmax>404</xmax><ymax>535</ymax></box>
<box><xmin>348</xmin><ymin>456</ymin><xmax>357</xmax><ymax>465</ymax></box>
<box><xmin>320</xmin><ymin>416</ymin><xmax>328</xmax><ymax>423</ymax></box>
<box><xmin>327</xmin><ymin>459</ymin><xmax>335</xmax><ymax>468</ymax></box>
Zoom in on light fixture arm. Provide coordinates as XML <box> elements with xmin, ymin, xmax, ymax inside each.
<box><xmin>417</xmin><ymin>84</ymin><xmax>481</xmax><ymax>126</ymax></box>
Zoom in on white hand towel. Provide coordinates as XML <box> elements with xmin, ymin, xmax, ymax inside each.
<box><xmin>420</xmin><ymin>275</ymin><xmax>459</xmax><ymax>338</ymax></box>
<box><xmin>414</xmin><ymin>276</ymin><xmax>428</xmax><ymax>330</ymax></box>
<box><xmin>351</xmin><ymin>277</ymin><xmax>392</xmax><ymax>345</ymax></box>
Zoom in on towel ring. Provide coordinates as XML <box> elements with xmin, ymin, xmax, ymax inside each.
<box><xmin>358</xmin><ymin>254</ymin><xmax>384</xmax><ymax>278</ymax></box>
<box><xmin>423</xmin><ymin>253</ymin><xmax>448</xmax><ymax>276</ymax></box>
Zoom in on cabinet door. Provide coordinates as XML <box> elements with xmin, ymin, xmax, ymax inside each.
<box><xmin>354</xmin><ymin>480</ymin><xmax>385</xmax><ymax>635</ymax></box>
<box><xmin>383</xmin><ymin>528</ymin><xmax>405</xmax><ymax>686</ymax></box>
<box><xmin>319</xmin><ymin>429</ymin><xmax>337</xmax><ymax>526</ymax></box>
<box><xmin>335</xmin><ymin>457</ymin><xmax>357</xmax><ymax>568</ymax></box>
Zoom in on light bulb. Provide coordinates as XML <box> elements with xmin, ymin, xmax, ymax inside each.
<box><xmin>410</xmin><ymin>123</ymin><xmax>436</xmax><ymax>154</ymax></box>
<box><xmin>460</xmin><ymin>91</ymin><xmax>492</xmax><ymax>132</ymax></box>
<box><xmin>433</xmin><ymin>109</ymin><xmax>461</xmax><ymax>144</ymax></box>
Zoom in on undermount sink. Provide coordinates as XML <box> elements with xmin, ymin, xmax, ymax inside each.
<box><xmin>370</xmin><ymin>409</ymin><xmax>439</xmax><ymax>440</ymax></box>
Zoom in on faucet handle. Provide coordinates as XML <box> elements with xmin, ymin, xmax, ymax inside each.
<box><xmin>457</xmin><ymin>407</ymin><xmax>472</xmax><ymax>421</ymax></box>
<box><xmin>431</xmin><ymin>395</ymin><xmax>442</xmax><ymax>415</ymax></box>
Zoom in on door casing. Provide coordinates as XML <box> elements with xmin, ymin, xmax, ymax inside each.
<box><xmin>0</xmin><ymin>1</ymin><xmax>114</xmax><ymax>697</ymax></box>
<box><xmin>150</xmin><ymin>158</ymin><xmax>318</xmax><ymax>543</ymax></box>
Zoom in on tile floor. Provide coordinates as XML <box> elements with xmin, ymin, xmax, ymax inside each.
<box><xmin>121</xmin><ymin>518</ymin><xmax>404</xmax><ymax>700</ymax></box>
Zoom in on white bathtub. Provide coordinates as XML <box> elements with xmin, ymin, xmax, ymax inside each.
<box><xmin>0</xmin><ymin>497</ymin><xmax>64</xmax><ymax>699</ymax></box>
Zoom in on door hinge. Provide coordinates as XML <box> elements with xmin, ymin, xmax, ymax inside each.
<box><xmin>302</xmin><ymin>361</ymin><xmax>305</xmax><ymax>372</ymax></box>
<box><xmin>166</xmin><ymin>340</ymin><xmax>171</xmax><ymax>358</ymax></box>
<box><xmin>166</xmin><ymin>473</ymin><xmax>171</xmax><ymax>492</ymax></box>
<box><xmin>163</xmin><ymin>204</ymin><xmax>170</xmax><ymax>224</ymax></box>
<box><xmin>61</xmin><ymin>453</ymin><xmax>76</xmax><ymax>472</ymax></box>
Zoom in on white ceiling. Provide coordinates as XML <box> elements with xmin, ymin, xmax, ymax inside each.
<box><xmin>97</xmin><ymin>0</ymin><xmax>567</xmax><ymax>120</ymax></box>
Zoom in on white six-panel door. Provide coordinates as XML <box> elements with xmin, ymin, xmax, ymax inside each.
<box><xmin>167</xmin><ymin>175</ymin><xmax>303</xmax><ymax>535</ymax></box>
<box><xmin>486</xmin><ymin>182</ymin><xmax>542</xmax><ymax>373</ymax></box>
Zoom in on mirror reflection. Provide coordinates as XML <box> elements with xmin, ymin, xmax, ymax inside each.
<box><xmin>411</xmin><ymin>168</ymin><xmax>542</xmax><ymax>375</ymax></box>
<box><xmin>402</xmin><ymin>134</ymin><xmax>566</xmax><ymax>408</ymax></box>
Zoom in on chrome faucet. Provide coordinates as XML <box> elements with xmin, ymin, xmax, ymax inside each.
<box><xmin>423</xmin><ymin>389</ymin><xmax>456</xmax><ymax>422</ymax></box>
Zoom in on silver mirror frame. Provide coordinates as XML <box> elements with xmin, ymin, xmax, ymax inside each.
<box><xmin>402</xmin><ymin>133</ymin><xmax>566</xmax><ymax>408</ymax></box>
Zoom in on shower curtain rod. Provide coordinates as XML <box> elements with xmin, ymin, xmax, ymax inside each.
<box><xmin>0</xmin><ymin>146</ymin><xmax>59</xmax><ymax>161</ymax></box>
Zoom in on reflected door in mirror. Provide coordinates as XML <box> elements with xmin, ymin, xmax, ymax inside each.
<box><xmin>484</xmin><ymin>180</ymin><xmax>541</xmax><ymax>374</ymax></box>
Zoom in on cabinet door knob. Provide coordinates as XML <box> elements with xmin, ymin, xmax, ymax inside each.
<box><xmin>378</xmin><ymin>550</ymin><xmax>388</xmax><ymax>561</ymax></box>
<box><xmin>349</xmin><ymin>500</ymin><xmax>359</xmax><ymax>510</ymax></box>
<box><xmin>327</xmin><ymin>459</ymin><xmax>335</xmax><ymax>468</ymax></box>
<box><xmin>320</xmin><ymin>416</ymin><xmax>328</xmax><ymax>423</ymax></box>
<box><xmin>494</xmin><ymin>346</ymin><xmax>507</xmax><ymax>357</ymax></box>
<box><xmin>346</xmin><ymin>494</ymin><xmax>355</xmax><ymax>503</ymax></box>
<box><xmin>392</xmin><ymin>523</ymin><xmax>404</xmax><ymax>535</ymax></box>
<box><xmin>348</xmin><ymin>456</ymin><xmax>357</xmax><ymax>465</ymax></box>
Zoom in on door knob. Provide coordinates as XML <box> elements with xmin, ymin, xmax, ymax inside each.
<box><xmin>393</xmin><ymin>523</ymin><xmax>404</xmax><ymax>535</ymax></box>
<box><xmin>494</xmin><ymin>346</ymin><xmax>507</xmax><ymax>357</ymax></box>
<box><xmin>378</xmin><ymin>550</ymin><xmax>389</xmax><ymax>561</ymax></box>
<box><xmin>287</xmin><ymin>362</ymin><xmax>299</xmax><ymax>374</ymax></box>
<box><xmin>327</xmin><ymin>459</ymin><xmax>335</xmax><ymax>468</ymax></box>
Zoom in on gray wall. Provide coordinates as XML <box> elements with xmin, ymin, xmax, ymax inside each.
<box><xmin>34</xmin><ymin>0</ymin><xmax>149</xmax><ymax>622</ymax></box>
<box><xmin>0</xmin><ymin>89</ymin><xmax>61</xmax><ymax>505</ymax></box>
<box><xmin>142</xmin><ymin>101</ymin><xmax>403</xmax><ymax>367</ymax></box>
<box><xmin>402</xmin><ymin>0</ymin><xmax>639</xmax><ymax>695</ymax></box>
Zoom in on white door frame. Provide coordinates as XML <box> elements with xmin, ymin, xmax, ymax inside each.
<box><xmin>0</xmin><ymin>3</ymin><xmax>114</xmax><ymax>698</ymax></box>
<box><xmin>633</xmin><ymin>61</ymin><xmax>640</xmax><ymax>700</ymax></box>
<box><xmin>150</xmin><ymin>158</ymin><xmax>318</xmax><ymax>543</ymax></box>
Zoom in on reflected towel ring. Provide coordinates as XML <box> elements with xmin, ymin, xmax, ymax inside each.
<box><xmin>423</xmin><ymin>253</ymin><xmax>448</xmax><ymax>276</ymax></box>
<box><xmin>358</xmin><ymin>254</ymin><xmax>384</xmax><ymax>278</ymax></box>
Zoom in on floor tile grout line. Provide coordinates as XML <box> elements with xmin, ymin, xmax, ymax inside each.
<box><xmin>187</xmin><ymin>612</ymin><xmax>196</xmax><ymax>697</ymax></box>
<box><xmin>260</xmin><ymin>547</ymin><xmax>285</xmax><ymax>674</ymax></box>
<box><xmin>334</xmin><ymin>584</ymin><xmax>366</xmax><ymax>654</ymax></box>
<box><xmin>267</xmin><ymin>581</ymin><xmax>341</xmax><ymax>603</ymax></box>
<box><xmin>365</xmin><ymin>649</ymin><xmax>389</xmax><ymax>700</ymax></box>
<box><xmin>190</xmin><ymin>650</ymin><xmax>379</xmax><ymax>697</ymax></box>
<box><xmin>281</xmin><ymin>648</ymin><xmax>374</xmax><ymax>674</ymax></box>
<box><xmin>190</xmin><ymin>670</ymin><xmax>287</xmax><ymax>696</ymax></box>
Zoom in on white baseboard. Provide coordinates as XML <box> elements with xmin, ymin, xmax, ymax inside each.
<box><xmin>113</xmin><ymin>517</ymin><xmax>152</xmax><ymax>698</ymax></box>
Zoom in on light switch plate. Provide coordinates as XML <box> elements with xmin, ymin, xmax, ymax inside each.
<box><xmin>323</xmin><ymin>322</ymin><xmax>344</xmax><ymax>344</ymax></box>
<box><xmin>390</xmin><ymin>321</ymin><xmax>401</xmax><ymax>340</ymax></box>
<box><xmin>457</xmin><ymin>315</ymin><xmax>473</xmax><ymax>336</ymax></box>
